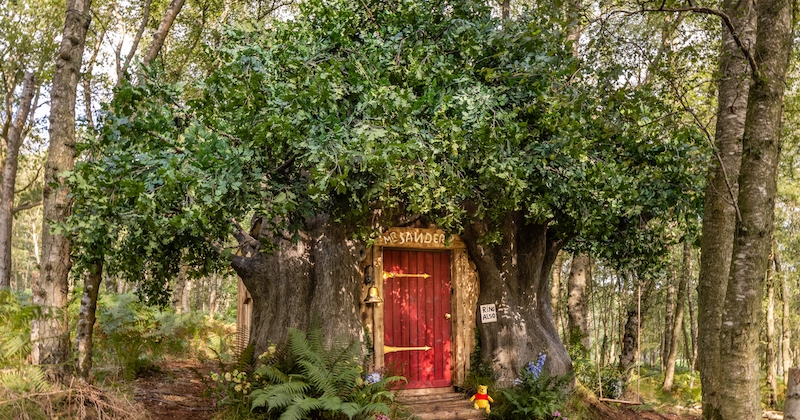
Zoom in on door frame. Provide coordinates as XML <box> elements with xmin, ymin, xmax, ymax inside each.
<box><xmin>367</xmin><ymin>227</ymin><xmax>479</xmax><ymax>387</ymax></box>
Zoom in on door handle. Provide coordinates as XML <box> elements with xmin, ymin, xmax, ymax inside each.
<box><xmin>445</xmin><ymin>313</ymin><xmax>451</xmax><ymax>320</ymax></box>
<box><xmin>384</xmin><ymin>345</ymin><xmax>431</xmax><ymax>354</ymax></box>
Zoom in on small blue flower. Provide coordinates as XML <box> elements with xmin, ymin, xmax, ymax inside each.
<box><xmin>513</xmin><ymin>377</ymin><xmax>523</xmax><ymax>386</ymax></box>
<box><xmin>365</xmin><ymin>372</ymin><xmax>383</xmax><ymax>385</ymax></box>
<box><xmin>526</xmin><ymin>353</ymin><xmax>546</xmax><ymax>379</ymax></box>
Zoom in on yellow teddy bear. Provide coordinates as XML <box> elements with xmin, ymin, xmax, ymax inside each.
<box><xmin>470</xmin><ymin>385</ymin><xmax>493</xmax><ymax>414</ymax></box>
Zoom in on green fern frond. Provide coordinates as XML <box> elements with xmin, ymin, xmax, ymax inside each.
<box><xmin>297</xmin><ymin>359</ymin><xmax>336</xmax><ymax>396</ymax></box>
<box><xmin>255</xmin><ymin>364</ymin><xmax>290</xmax><ymax>384</ymax></box>
<box><xmin>278</xmin><ymin>396</ymin><xmax>323</xmax><ymax>420</ymax></box>
<box><xmin>262</xmin><ymin>380</ymin><xmax>312</xmax><ymax>409</ymax></box>
<box><xmin>353</xmin><ymin>401</ymin><xmax>391</xmax><ymax>417</ymax></box>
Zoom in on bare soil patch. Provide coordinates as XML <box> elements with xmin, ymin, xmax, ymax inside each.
<box><xmin>133</xmin><ymin>360</ymin><xmax>217</xmax><ymax>420</ymax></box>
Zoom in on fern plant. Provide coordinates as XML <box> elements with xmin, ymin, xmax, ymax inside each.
<box><xmin>0</xmin><ymin>290</ymin><xmax>41</xmax><ymax>368</ymax></box>
<box><xmin>212</xmin><ymin>327</ymin><xmax>404</xmax><ymax>420</ymax></box>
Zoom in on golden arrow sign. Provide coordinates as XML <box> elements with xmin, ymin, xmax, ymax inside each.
<box><xmin>383</xmin><ymin>272</ymin><xmax>430</xmax><ymax>279</ymax></box>
<box><xmin>383</xmin><ymin>345</ymin><xmax>432</xmax><ymax>354</ymax></box>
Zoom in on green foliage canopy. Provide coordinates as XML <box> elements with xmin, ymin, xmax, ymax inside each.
<box><xmin>65</xmin><ymin>0</ymin><xmax>707</xmax><ymax>292</ymax></box>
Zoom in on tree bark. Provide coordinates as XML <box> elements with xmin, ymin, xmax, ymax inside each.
<box><xmin>567</xmin><ymin>254</ymin><xmax>591</xmax><ymax>355</ymax></box>
<box><xmin>777</xmin><ymin>245</ymin><xmax>791</xmax><ymax>380</ymax></box>
<box><xmin>618</xmin><ymin>276</ymin><xmax>654</xmax><ymax>380</ymax></box>
<box><xmin>0</xmin><ymin>71</ymin><xmax>36</xmax><ymax>288</ymax></box>
<box><xmin>687</xmin><ymin>266</ymin><xmax>699</xmax><ymax>388</ymax></box>
<box><xmin>716</xmin><ymin>0</ymin><xmax>792</xmax><ymax>414</ymax></box>
<box><xmin>786</xmin><ymin>368</ymin><xmax>800</xmax><ymax>420</ymax></box>
<box><xmin>142</xmin><ymin>0</ymin><xmax>186</xmax><ymax>66</ymax></box>
<box><xmin>662</xmin><ymin>269</ymin><xmax>676</xmax><ymax>371</ymax></box>
<box><xmin>696</xmin><ymin>0</ymin><xmax>755</xmax><ymax>414</ymax></box>
<box><xmin>74</xmin><ymin>259</ymin><xmax>102</xmax><ymax>380</ymax></box>
<box><xmin>766</xmin><ymin>255</ymin><xmax>778</xmax><ymax>408</ymax></box>
<box><xmin>550</xmin><ymin>251</ymin><xmax>563</xmax><ymax>340</ymax></box>
<box><xmin>172</xmin><ymin>262</ymin><xmax>189</xmax><ymax>313</ymax></box>
<box><xmin>33</xmin><ymin>0</ymin><xmax>92</xmax><ymax>381</ymax></box>
<box><xmin>462</xmin><ymin>213</ymin><xmax>570</xmax><ymax>384</ymax></box>
<box><xmin>663</xmin><ymin>242</ymin><xmax>690</xmax><ymax>391</ymax></box>
<box><xmin>231</xmin><ymin>215</ymin><xmax>364</xmax><ymax>356</ymax></box>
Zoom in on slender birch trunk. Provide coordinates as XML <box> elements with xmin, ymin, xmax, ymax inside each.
<box><xmin>662</xmin><ymin>269</ymin><xmax>676</xmax><ymax>371</ymax></box>
<box><xmin>766</xmin><ymin>256</ymin><xmax>778</xmax><ymax>408</ymax></box>
<box><xmin>142</xmin><ymin>0</ymin><xmax>186</xmax><ymax>66</ymax></box>
<box><xmin>663</xmin><ymin>242</ymin><xmax>690</xmax><ymax>391</ymax></box>
<box><xmin>0</xmin><ymin>72</ymin><xmax>36</xmax><ymax>288</ymax></box>
<box><xmin>33</xmin><ymin>0</ymin><xmax>92</xmax><ymax>381</ymax></box>
<box><xmin>777</xmin><ymin>246</ymin><xmax>792</xmax><ymax>380</ymax></box>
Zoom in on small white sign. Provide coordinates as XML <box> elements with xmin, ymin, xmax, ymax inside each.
<box><xmin>480</xmin><ymin>304</ymin><xmax>497</xmax><ymax>324</ymax></box>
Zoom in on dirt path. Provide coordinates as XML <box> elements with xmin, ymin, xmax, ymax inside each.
<box><xmin>133</xmin><ymin>360</ymin><xmax>217</xmax><ymax>420</ymax></box>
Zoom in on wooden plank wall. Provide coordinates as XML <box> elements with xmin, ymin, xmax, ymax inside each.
<box><xmin>236</xmin><ymin>278</ymin><xmax>253</xmax><ymax>354</ymax></box>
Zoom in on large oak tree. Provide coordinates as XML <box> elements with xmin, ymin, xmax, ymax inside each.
<box><xmin>67</xmin><ymin>0</ymin><xmax>705</xmax><ymax>381</ymax></box>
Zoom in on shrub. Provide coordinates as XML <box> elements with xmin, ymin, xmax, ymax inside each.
<box><xmin>211</xmin><ymin>327</ymin><xmax>405</xmax><ymax>420</ymax></box>
<box><xmin>491</xmin><ymin>353</ymin><xmax>572</xmax><ymax>420</ymax></box>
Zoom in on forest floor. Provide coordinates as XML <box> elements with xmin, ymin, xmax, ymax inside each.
<box><xmin>133</xmin><ymin>359</ymin><xmax>217</xmax><ymax>420</ymax></box>
<box><xmin>131</xmin><ymin>360</ymin><xmax>701</xmax><ymax>420</ymax></box>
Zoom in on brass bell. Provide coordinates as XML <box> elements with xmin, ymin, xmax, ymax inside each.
<box><xmin>363</xmin><ymin>286</ymin><xmax>383</xmax><ymax>304</ymax></box>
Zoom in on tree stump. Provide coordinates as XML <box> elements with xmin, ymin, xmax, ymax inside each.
<box><xmin>786</xmin><ymin>368</ymin><xmax>800</xmax><ymax>420</ymax></box>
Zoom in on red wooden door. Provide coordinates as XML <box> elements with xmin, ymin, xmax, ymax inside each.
<box><xmin>383</xmin><ymin>249</ymin><xmax>452</xmax><ymax>389</ymax></box>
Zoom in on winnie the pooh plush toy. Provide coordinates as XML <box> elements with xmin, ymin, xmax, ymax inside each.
<box><xmin>470</xmin><ymin>385</ymin><xmax>493</xmax><ymax>414</ymax></box>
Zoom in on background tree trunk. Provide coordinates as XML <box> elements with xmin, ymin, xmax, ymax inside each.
<box><xmin>786</xmin><ymin>368</ymin><xmax>800</xmax><ymax>420</ymax></box>
<box><xmin>618</xmin><ymin>277</ymin><xmax>654</xmax><ymax>380</ymax></box>
<box><xmin>0</xmin><ymin>71</ymin><xmax>35</xmax><ymax>288</ymax></box>
<box><xmin>142</xmin><ymin>0</ymin><xmax>186</xmax><ymax>66</ymax></box>
<box><xmin>567</xmin><ymin>254</ymin><xmax>591</xmax><ymax>355</ymax></box>
<box><xmin>231</xmin><ymin>215</ymin><xmax>364</xmax><ymax>356</ymax></box>
<box><xmin>550</xmin><ymin>251</ymin><xmax>564</xmax><ymax>341</ymax></box>
<box><xmin>662</xmin><ymin>271</ymin><xmax>676</xmax><ymax>371</ymax></box>
<box><xmin>777</xmin><ymin>246</ymin><xmax>792</xmax><ymax>380</ymax></box>
<box><xmin>663</xmin><ymin>242</ymin><xmax>690</xmax><ymax>391</ymax></box>
<box><xmin>766</xmin><ymin>256</ymin><xmax>778</xmax><ymax>408</ymax></box>
<box><xmin>716</xmin><ymin>0</ymin><xmax>792</xmax><ymax>414</ymax></box>
<box><xmin>462</xmin><ymin>214</ymin><xmax>569</xmax><ymax>384</ymax></box>
<box><xmin>74</xmin><ymin>259</ymin><xmax>102</xmax><ymax>379</ymax></box>
<box><xmin>696</xmin><ymin>0</ymin><xmax>755</xmax><ymax>414</ymax></box>
<box><xmin>32</xmin><ymin>0</ymin><xmax>92</xmax><ymax>381</ymax></box>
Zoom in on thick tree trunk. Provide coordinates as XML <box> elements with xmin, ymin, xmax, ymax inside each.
<box><xmin>0</xmin><ymin>72</ymin><xmax>35</xmax><ymax>288</ymax></box>
<box><xmin>766</xmin><ymin>258</ymin><xmax>778</xmax><ymax>408</ymax></box>
<box><xmin>462</xmin><ymin>213</ymin><xmax>569</xmax><ymax>384</ymax></box>
<box><xmin>696</xmin><ymin>0</ymin><xmax>755</xmax><ymax>414</ymax></box>
<box><xmin>33</xmin><ymin>0</ymin><xmax>92</xmax><ymax>381</ymax></box>
<box><xmin>231</xmin><ymin>215</ymin><xmax>364</xmax><ymax>356</ymax></box>
<box><xmin>663</xmin><ymin>242</ymin><xmax>690</xmax><ymax>391</ymax></box>
<box><xmin>142</xmin><ymin>0</ymin><xmax>186</xmax><ymax>66</ymax></box>
<box><xmin>787</xmin><ymin>369</ymin><xmax>800</xmax><ymax>420</ymax></box>
<box><xmin>74</xmin><ymin>259</ymin><xmax>102</xmax><ymax>380</ymax></box>
<box><xmin>716</xmin><ymin>0</ymin><xmax>792</xmax><ymax>415</ymax></box>
<box><xmin>567</xmin><ymin>254</ymin><xmax>591</xmax><ymax>355</ymax></box>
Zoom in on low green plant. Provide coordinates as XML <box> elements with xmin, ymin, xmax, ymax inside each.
<box><xmin>211</xmin><ymin>327</ymin><xmax>405</xmax><ymax>420</ymax></box>
<box><xmin>93</xmin><ymin>293</ymin><xmax>206</xmax><ymax>379</ymax></box>
<box><xmin>0</xmin><ymin>290</ymin><xmax>41</xmax><ymax>368</ymax></box>
<box><xmin>491</xmin><ymin>354</ymin><xmax>572</xmax><ymax>420</ymax></box>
